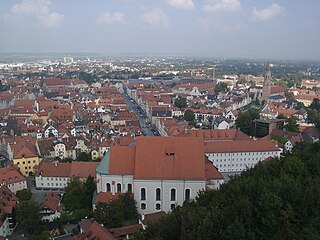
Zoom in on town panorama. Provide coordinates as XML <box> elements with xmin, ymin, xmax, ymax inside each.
<box><xmin>1</xmin><ymin>54</ymin><xmax>320</xmax><ymax>239</ymax></box>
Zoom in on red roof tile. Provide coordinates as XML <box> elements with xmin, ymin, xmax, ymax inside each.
<box><xmin>134</xmin><ymin>137</ymin><xmax>206</xmax><ymax>180</ymax></box>
<box><xmin>205</xmin><ymin>140</ymin><xmax>280</xmax><ymax>153</ymax></box>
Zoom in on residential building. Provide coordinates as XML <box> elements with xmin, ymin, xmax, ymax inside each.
<box><xmin>35</xmin><ymin>161</ymin><xmax>99</xmax><ymax>190</ymax></box>
<box><xmin>0</xmin><ymin>186</ymin><xmax>17</xmax><ymax>237</ymax></box>
<box><xmin>205</xmin><ymin>140</ymin><xmax>281</xmax><ymax>174</ymax></box>
<box><xmin>40</xmin><ymin>193</ymin><xmax>62</xmax><ymax>222</ymax></box>
<box><xmin>0</xmin><ymin>166</ymin><xmax>27</xmax><ymax>194</ymax></box>
<box><xmin>11</xmin><ymin>142</ymin><xmax>41</xmax><ymax>176</ymax></box>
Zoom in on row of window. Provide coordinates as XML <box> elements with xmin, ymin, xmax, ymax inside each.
<box><xmin>141</xmin><ymin>188</ymin><xmax>190</xmax><ymax>202</ymax></box>
<box><xmin>41</xmin><ymin>182</ymin><xmax>67</xmax><ymax>187</ymax></box>
<box><xmin>141</xmin><ymin>203</ymin><xmax>176</xmax><ymax>211</ymax></box>
<box><xmin>106</xmin><ymin>183</ymin><xmax>132</xmax><ymax>193</ymax></box>
<box><xmin>106</xmin><ymin>184</ymin><xmax>191</xmax><ymax>202</ymax></box>
<box><xmin>210</xmin><ymin>152</ymin><xmax>276</xmax><ymax>156</ymax></box>
<box><xmin>16</xmin><ymin>160</ymin><xmax>37</xmax><ymax>165</ymax></box>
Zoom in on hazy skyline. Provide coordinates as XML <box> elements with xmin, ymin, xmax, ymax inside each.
<box><xmin>1</xmin><ymin>0</ymin><xmax>319</xmax><ymax>60</ymax></box>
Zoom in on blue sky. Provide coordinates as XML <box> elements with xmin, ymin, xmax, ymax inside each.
<box><xmin>0</xmin><ymin>0</ymin><xmax>319</xmax><ymax>60</ymax></box>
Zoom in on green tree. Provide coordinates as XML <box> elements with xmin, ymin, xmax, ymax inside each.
<box><xmin>63</xmin><ymin>178</ymin><xmax>85</xmax><ymax>211</ymax></box>
<box><xmin>83</xmin><ymin>176</ymin><xmax>96</xmax><ymax>209</ymax></box>
<box><xmin>214</xmin><ymin>82</ymin><xmax>228</xmax><ymax>93</ymax></box>
<box><xmin>184</xmin><ymin>110</ymin><xmax>195</xmax><ymax>122</ymax></box>
<box><xmin>16</xmin><ymin>189</ymin><xmax>32</xmax><ymax>201</ymax></box>
<box><xmin>285</xmin><ymin>116</ymin><xmax>299</xmax><ymax>132</ymax></box>
<box><xmin>17</xmin><ymin>200</ymin><xmax>41</xmax><ymax>234</ymax></box>
<box><xmin>277</xmin><ymin>114</ymin><xmax>287</xmax><ymax>120</ymax></box>
<box><xmin>78</xmin><ymin>152</ymin><xmax>91</xmax><ymax>162</ymax></box>
<box><xmin>174</xmin><ymin>97</ymin><xmax>187</xmax><ymax>109</ymax></box>
<box><xmin>118</xmin><ymin>192</ymin><xmax>138</xmax><ymax>221</ymax></box>
<box><xmin>235</xmin><ymin>108</ymin><xmax>260</xmax><ymax>136</ymax></box>
<box><xmin>94</xmin><ymin>201</ymin><xmax>124</xmax><ymax>228</ymax></box>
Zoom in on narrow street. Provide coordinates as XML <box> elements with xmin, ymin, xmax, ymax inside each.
<box><xmin>122</xmin><ymin>92</ymin><xmax>157</xmax><ymax>136</ymax></box>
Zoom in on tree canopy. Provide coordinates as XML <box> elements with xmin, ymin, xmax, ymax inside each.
<box><xmin>16</xmin><ymin>189</ymin><xmax>32</xmax><ymax>201</ymax></box>
<box><xmin>63</xmin><ymin>176</ymin><xmax>96</xmax><ymax>211</ymax></box>
<box><xmin>285</xmin><ymin>116</ymin><xmax>300</xmax><ymax>132</ymax></box>
<box><xmin>214</xmin><ymin>82</ymin><xmax>228</xmax><ymax>93</ymax></box>
<box><xmin>17</xmin><ymin>200</ymin><xmax>42</xmax><ymax>234</ymax></box>
<box><xmin>184</xmin><ymin>110</ymin><xmax>195</xmax><ymax>122</ymax></box>
<box><xmin>94</xmin><ymin>192</ymin><xmax>138</xmax><ymax>228</ymax></box>
<box><xmin>235</xmin><ymin>108</ymin><xmax>260</xmax><ymax>136</ymax></box>
<box><xmin>174</xmin><ymin>97</ymin><xmax>187</xmax><ymax>109</ymax></box>
<box><xmin>138</xmin><ymin>142</ymin><xmax>320</xmax><ymax>240</ymax></box>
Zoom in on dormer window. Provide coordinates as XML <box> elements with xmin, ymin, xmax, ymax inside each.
<box><xmin>166</xmin><ymin>152</ymin><xmax>174</xmax><ymax>156</ymax></box>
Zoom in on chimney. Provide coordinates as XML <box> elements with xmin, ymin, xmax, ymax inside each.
<box><xmin>141</xmin><ymin>214</ymin><xmax>145</xmax><ymax>221</ymax></box>
<box><xmin>54</xmin><ymin>162</ymin><xmax>58</xmax><ymax>167</ymax></box>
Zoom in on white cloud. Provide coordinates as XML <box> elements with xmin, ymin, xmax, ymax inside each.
<box><xmin>4</xmin><ymin>0</ymin><xmax>64</xmax><ymax>28</ymax></box>
<box><xmin>198</xmin><ymin>17</ymin><xmax>243</xmax><ymax>34</ymax></box>
<box><xmin>252</xmin><ymin>3</ymin><xmax>282</xmax><ymax>21</ymax></box>
<box><xmin>96</xmin><ymin>12</ymin><xmax>125</xmax><ymax>25</ymax></box>
<box><xmin>141</xmin><ymin>9</ymin><xmax>169</xmax><ymax>27</ymax></box>
<box><xmin>167</xmin><ymin>0</ymin><xmax>195</xmax><ymax>10</ymax></box>
<box><xmin>202</xmin><ymin>0</ymin><xmax>241</xmax><ymax>12</ymax></box>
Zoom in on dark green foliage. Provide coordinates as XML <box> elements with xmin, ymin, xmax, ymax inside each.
<box><xmin>63</xmin><ymin>177</ymin><xmax>96</xmax><ymax>211</ymax></box>
<box><xmin>309</xmin><ymin>98</ymin><xmax>320</xmax><ymax>111</ymax></box>
<box><xmin>277</xmin><ymin>114</ymin><xmax>287</xmax><ymax>119</ymax></box>
<box><xmin>78</xmin><ymin>152</ymin><xmax>91</xmax><ymax>162</ymax></box>
<box><xmin>184</xmin><ymin>110</ymin><xmax>195</xmax><ymax>122</ymax></box>
<box><xmin>93</xmin><ymin>192</ymin><xmax>138</xmax><ymax>228</ymax></box>
<box><xmin>0</xmin><ymin>80</ymin><xmax>9</xmax><ymax>92</ymax></box>
<box><xmin>16</xmin><ymin>189</ymin><xmax>32</xmax><ymax>201</ymax></box>
<box><xmin>307</xmin><ymin>109</ymin><xmax>320</xmax><ymax>128</ymax></box>
<box><xmin>174</xmin><ymin>97</ymin><xmax>187</xmax><ymax>109</ymax></box>
<box><xmin>140</xmin><ymin>142</ymin><xmax>320</xmax><ymax>240</ymax></box>
<box><xmin>94</xmin><ymin>201</ymin><xmax>124</xmax><ymax>228</ymax></box>
<box><xmin>214</xmin><ymin>82</ymin><xmax>228</xmax><ymax>93</ymax></box>
<box><xmin>118</xmin><ymin>192</ymin><xmax>138</xmax><ymax>220</ymax></box>
<box><xmin>29</xmin><ymin>231</ymin><xmax>50</xmax><ymax>240</ymax></box>
<box><xmin>17</xmin><ymin>200</ymin><xmax>42</xmax><ymax>234</ymax></box>
<box><xmin>79</xmin><ymin>71</ymin><xmax>97</xmax><ymax>84</ymax></box>
<box><xmin>235</xmin><ymin>108</ymin><xmax>260</xmax><ymax>136</ymax></box>
<box><xmin>272</xmin><ymin>135</ymin><xmax>288</xmax><ymax>144</ymax></box>
<box><xmin>285</xmin><ymin>117</ymin><xmax>299</xmax><ymax>132</ymax></box>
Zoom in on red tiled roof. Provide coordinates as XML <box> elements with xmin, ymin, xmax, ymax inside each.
<box><xmin>109</xmin><ymin>146</ymin><xmax>135</xmax><ymax>175</ymax></box>
<box><xmin>109</xmin><ymin>224</ymin><xmax>143</xmax><ymax>238</ymax></box>
<box><xmin>271</xmin><ymin>86</ymin><xmax>285</xmax><ymax>94</ymax></box>
<box><xmin>205</xmin><ymin>140</ymin><xmax>280</xmax><ymax>153</ymax></box>
<box><xmin>134</xmin><ymin>137</ymin><xmax>206</xmax><ymax>180</ymax></box>
<box><xmin>36</xmin><ymin>162</ymin><xmax>71</xmax><ymax>177</ymax></box>
<box><xmin>12</xmin><ymin>142</ymin><xmax>38</xmax><ymax>159</ymax></box>
<box><xmin>40</xmin><ymin>193</ymin><xmax>61</xmax><ymax>212</ymax></box>
<box><xmin>205</xmin><ymin>159</ymin><xmax>224</xmax><ymax>180</ymax></box>
<box><xmin>76</xmin><ymin>221</ymin><xmax>116</xmax><ymax>240</ymax></box>
<box><xmin>95</xmin><ymin>192</ymin><xmax>122</xmax><ymax>205</ymax></box>
<box><xmin>178</xmin><ymin>129</ymin><xmax>250</xmax><ymax>141</ymax></box>
<box><xmin>0</xmin><ymin>166</ymin><xmax>26</xmax><ymax>185</ymax></box>
<box><xmin>70</xmin><ymin>162</ymin><xmax>99</xmax><ymax>179</ymax></box>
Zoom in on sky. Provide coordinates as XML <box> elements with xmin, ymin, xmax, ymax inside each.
<box><xmin>0</xmin><ymin>0</ymin><xmax>320</xmax><ymax>60</ymax></box>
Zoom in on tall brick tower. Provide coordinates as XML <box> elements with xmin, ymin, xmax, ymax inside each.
<box><xmin>261</xmin><ymin>64</ymin><xmax>273</xmax><ymax>102</ymax></box>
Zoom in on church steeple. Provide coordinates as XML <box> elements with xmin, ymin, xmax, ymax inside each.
<box><xmin>261</xmin><ymin>63</ymin><xmax>273</xmax><ymax>101</ymax></box>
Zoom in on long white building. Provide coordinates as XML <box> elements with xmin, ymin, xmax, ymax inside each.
<box><xmin>96</xmin><ymin>137</ymin><xmax>224</xmax><ymax>214</ymax></box>
<box><xmin>205</xmin><ymin>140</ymin><xmax>281</xmax><ymax>173</ymax></box>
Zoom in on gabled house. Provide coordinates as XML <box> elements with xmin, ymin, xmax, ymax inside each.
<box><xmin>213</xmin><ymin>116</ymin><xmax>230</xmax><ymax>130</ymax></box>
<box><xmin>0</xmin><ymin>186</ymin><xmax>17</xmax><ymax>237</ymax></box>
<box><xmin>40</xmin><ymin>193</ymin><xmax>62</xmax><ymax>222</ymax></box>
<box><xmin>0</xmin><ymin>166</ymin><xmax>27</xmax><ymax>194</ymax></box>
